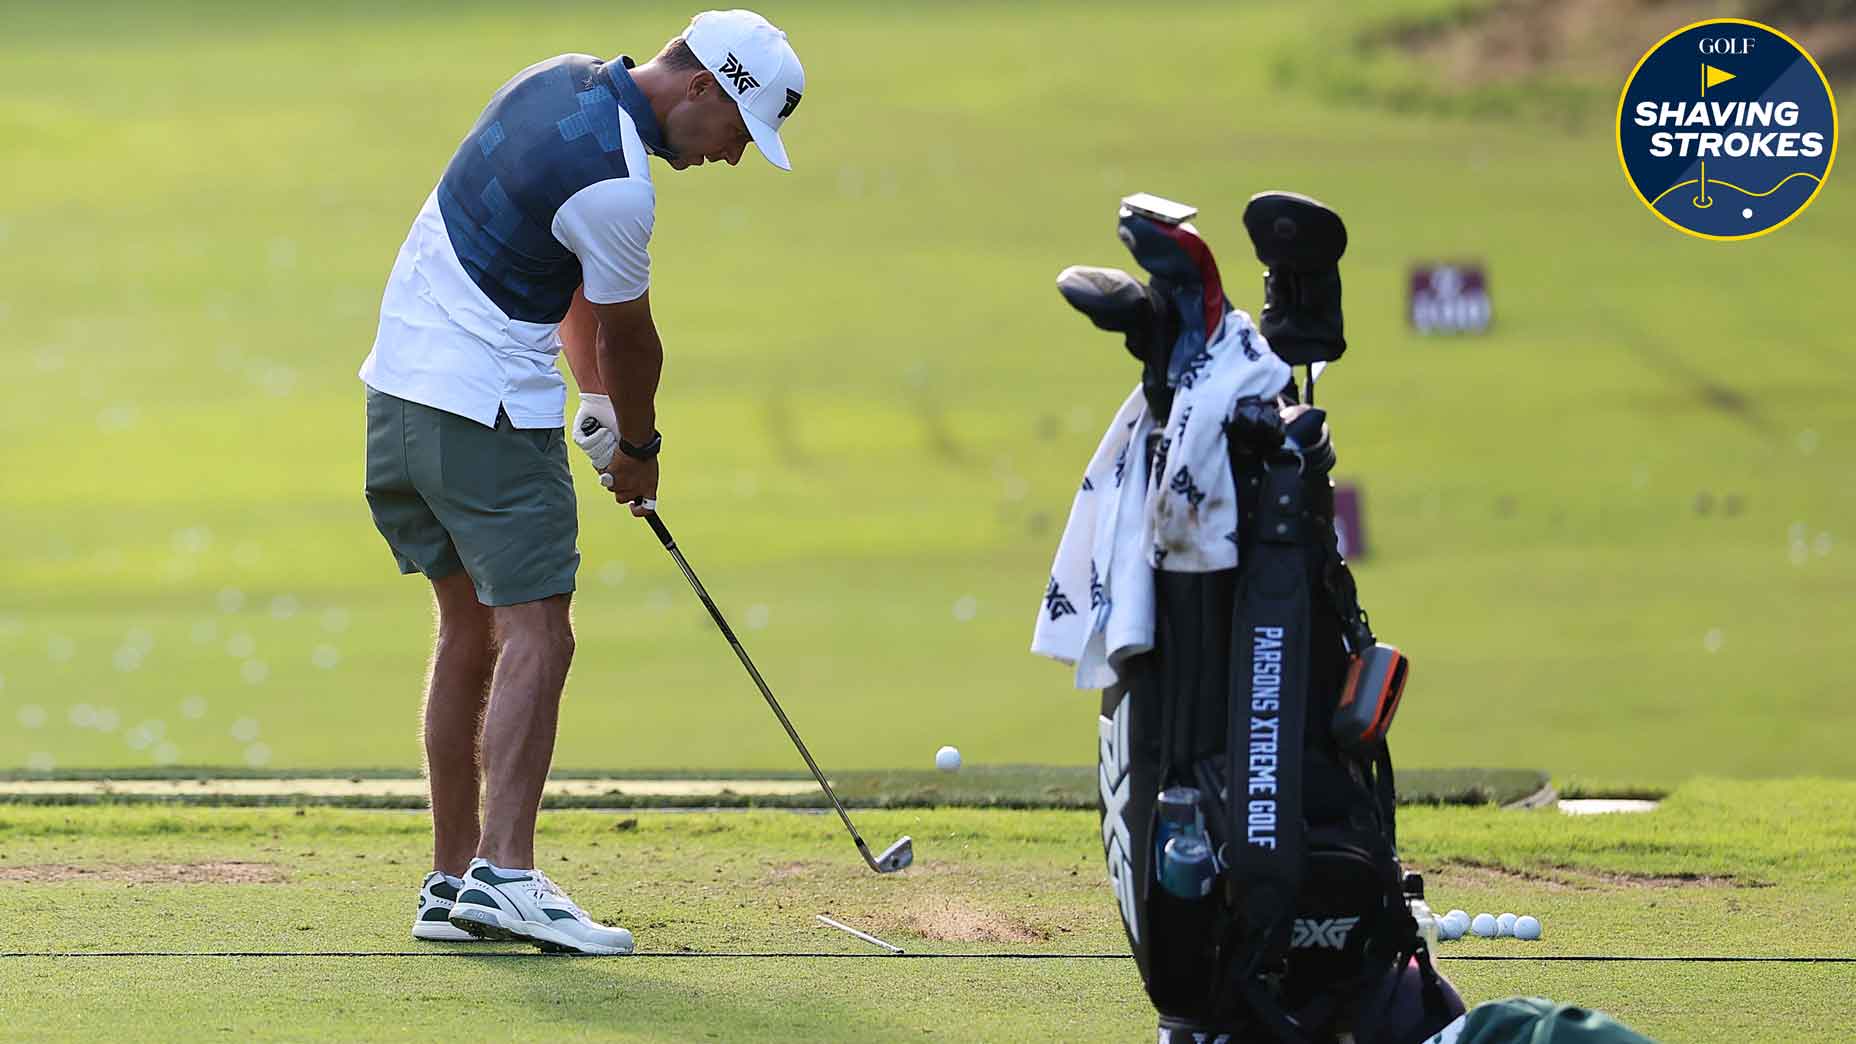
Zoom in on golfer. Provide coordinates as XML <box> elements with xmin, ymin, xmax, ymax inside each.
<box><xmin>357</xmin><ymin>10</ymin><xmax>805</xmax><ymax>954</ymax></box>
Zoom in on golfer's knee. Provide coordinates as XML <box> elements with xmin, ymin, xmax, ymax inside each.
<box><xmin>497</xmin><ymin>599</ymin><xmax>574</xmax><ymax>669</ymax></box>
<box><xmin>435</xmin><ymin>623</ymin><xmax>496</xmax><ymax>676</ymax></box>
<box><xmin>432</xmin><ymin>574</ymin><xmax>494</xmax><ymax>661</ymax></box>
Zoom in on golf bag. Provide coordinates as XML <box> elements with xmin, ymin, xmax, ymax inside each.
<box><xmin>1060</xmin><ymin>193</ymin><xmax>1461</xmax><ymax>1043</ymax></box>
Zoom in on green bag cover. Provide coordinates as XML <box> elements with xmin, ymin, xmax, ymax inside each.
<box><xmin>1423</xmin><ymin>996</ymin><xmax>1659</xmax><ymax>1044</ymax></box>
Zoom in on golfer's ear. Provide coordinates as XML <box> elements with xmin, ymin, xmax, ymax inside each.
<box><xmin>688</xmin><ymin>70</ymin><xmax>718</xmax><ymax>101</ymax></box>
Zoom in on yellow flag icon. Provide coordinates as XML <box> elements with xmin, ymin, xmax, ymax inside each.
<box><xmin>1703</xmin><ymin>64</ymin><xmax>1736</xmax><ymax>94</ymax></box>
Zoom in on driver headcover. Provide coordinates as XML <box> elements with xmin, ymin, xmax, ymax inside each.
<box><xmin>1116</xmin><ymin>210</ymin><xmax>1231</xmax><ymax>388</ymax></box>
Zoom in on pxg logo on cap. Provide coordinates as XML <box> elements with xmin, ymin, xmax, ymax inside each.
<box><xmin>1617</xmin><ymin>19</ymin><xmax>1837</xmax><ymax>240</ymax></box>
<box><xmin>684</xmin><ymin>9</ymin><xmax>805</xmax><ymax>171</ymax></box>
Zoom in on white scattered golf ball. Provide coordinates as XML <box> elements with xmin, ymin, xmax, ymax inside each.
<box><xmin>1497</xmin><ymin>912</ymin><xmax>1517</xmax><ymax>937</ymax></box>
<box><xmin>1470</xmin><ymin>913</ymin><xmax>1498</xmax><ymax>938</ymax></box>
<box><xmin>935</xmin><ymin>745</ymin><xmax>962</xmax><ymax>772</ymax></box>
<box><xmin>1444</xmin><ymin>911</ymin><xmax>1471</xmax><ymax>939</ymax></box>
<box><xmin>1514</xmin><ymin>915</ymin><xmax>1542</xmax><ymax>941</ymax></box>
<box><xmin>1437</xmin><ymin>916</ymin><xmax>1462</xmax><ymax>941</ymax></box>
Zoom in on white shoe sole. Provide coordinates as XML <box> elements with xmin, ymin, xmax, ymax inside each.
<box><xmin>448</xmin><ymin>902</ymin><xmax>633</xmax><ymax>956</ymax></box>
<box><xmin>412</xmin><ymin>918</ymin><xmax>479</xmax><ymax>942</ymax></box>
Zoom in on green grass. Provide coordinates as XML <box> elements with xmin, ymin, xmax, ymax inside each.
<box><xmin>0</xmin><ymin>764</ymin><xmax>1550</xmax><ymax>809</ymax></box>
<box><xmin>1</xmin><ymin>0</ymin><xmax>1853</xmax><ymax>784</ymax></box>
<box><xmin>1275</xmin><ymin>0</ymin><xmax>1609</xmax><ymax>128</ymax></box>
<box><xmin>1</xmin><ymin>779</ymin><xmax>1852</xmax><ymax>1040</ymax></box>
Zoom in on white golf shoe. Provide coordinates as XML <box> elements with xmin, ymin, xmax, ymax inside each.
<box><xmin>447</xmin><ymin>858</ymin><xmax>634</xmax><ymax>955</ymax></box>
<box><xmin>412</xmin><ymin>871</ymin><xmax>479</xmax><ymax>942</ymax></box>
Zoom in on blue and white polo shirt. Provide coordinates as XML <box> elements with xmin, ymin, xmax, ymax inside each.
<box><xmin>360</xmin><ymin>54</ymin><xmax>668</xmax><ymax>429</ymax></box>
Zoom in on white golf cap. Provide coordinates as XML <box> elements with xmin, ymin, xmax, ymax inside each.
<box><xmin>682</xmin><ymin>9</ymin><xmax>805</xmax><ymax>171</ymax></box>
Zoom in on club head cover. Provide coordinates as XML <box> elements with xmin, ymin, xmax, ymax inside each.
<box><xmin>1283</xmin><ymin>406</ymin><xmax>1336</xmax><ymax>474</ymax></box>
<box><xmin>1244</xmin><ymin>191</ymin><xmax>1347</xmax><ymax>272</ymax></box>
<box><xmin>1243</xmin><ymin>191</ymin><xmax>1348</xmax><ymax>365</ymax></box>
<box><xmin>1116</xmin><ymin>209</ymin><xmax>1230</xmax><ymax>386</ymax></box>
<box><xmin>1229</xmin><ymin>396</ymin><xmax>1288</xmax><ymax>452</ymax></box>
<box><xmin>1056</xmin><ymin>266</ymin><xmax>1166</xmax><ymax>344</ymax></box>
<box><xmin>1055</xmin><ymin>264</ymin><xmax>1180</xmax><ymax>419</ymax></box>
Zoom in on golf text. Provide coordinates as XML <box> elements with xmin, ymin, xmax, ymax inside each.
<box><xmin>1247</xmin><ymin>626</ymin><xmax>1284</xmax><ymax>850</ymax></box>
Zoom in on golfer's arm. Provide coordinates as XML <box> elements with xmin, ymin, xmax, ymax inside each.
<box><xmin>560</xmin><ymin>287</ymin><xmax>606</xmax><ymax>396</ymax></box>
<box><xmin>592</xmin><ymin>293</ymin><xmax>661</xmax><ymax>445</ymax></box>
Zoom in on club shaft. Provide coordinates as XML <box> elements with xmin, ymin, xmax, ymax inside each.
<box><xmin>643</xmin><ymin>514</ymin><xmax>882</xmax><ymax>871</ymax></box>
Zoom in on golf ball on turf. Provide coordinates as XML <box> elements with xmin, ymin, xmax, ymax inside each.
<box><xmin>1497</xmin><ymin>912</ymin><xmax>1517</xmax><ymax>937</ymax></box>
<box><xmin>1470</xmin><ymin>913</ymin><xmax>1498</xmax><ymax>938</ymax></box>
<box><xmin>935</xmin><ymin>745</ymin><xmax>962</xmax><ymax>772</ymax></box>
<box><xmin>1514</xmin><ymin>915</ymin><xmax>1542</xmax><ymax>941</ymax></box>
<box><xmin>1437</xmin><ymin>916</ymin><xmax>1462</xmax><ymax>941</ymax></box>
<box><xmin>1444</xmin><ymin>912</ymin><xmax>1471</xmax><ymax>939</ymax></box>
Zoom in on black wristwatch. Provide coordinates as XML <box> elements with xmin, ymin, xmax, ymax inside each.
<box><xmin>618</xmin><ymin>431</ymin><xmax>663</xmax><ymax>461</ymax></box>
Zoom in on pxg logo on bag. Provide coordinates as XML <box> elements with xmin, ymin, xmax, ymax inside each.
<box><xmin>1289</xmin><ymin>916</ymin><xmax>1359</xmax><ymax>951</ymax></box>
<box><xmin>1618</xmin><ymin>19</ymin><xmax>1837</xmax><ymax>240</ymax></box>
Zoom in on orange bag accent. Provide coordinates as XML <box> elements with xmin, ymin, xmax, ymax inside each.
<box><xmin>1333</xmin><ymin>644</ymin><xmax>1409</xmax><ymax>750</ymax></box>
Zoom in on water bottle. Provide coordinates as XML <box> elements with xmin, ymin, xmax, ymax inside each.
<box><xmin>1155</xmin><ymin>788</ymin><xmax>1218</xmax><ymax>900</ymax></box>
<box><xmin>1404</xmin><ymin>872</ymin><xmax>1440</xmax><ymax>952</ymax></box>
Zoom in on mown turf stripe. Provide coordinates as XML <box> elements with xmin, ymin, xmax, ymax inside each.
<box><xmin>0</xmin><ymin>950</ymin><xmax>1131</xmax><ymax>959</ymax></box>
<box><xmin>0</xmin><ymin>766</ymin><xmax>1552</xmax><ymax>810</ymax></box>
<box><xmin>3</xmin><ymin>951</ymin><xmax>1851</xmax><ymax>962</ymax></box>
<box><xmin>1441</xmin><ymin>955</ymin><xmax>1856</xmax><ymax>963</ymax></box>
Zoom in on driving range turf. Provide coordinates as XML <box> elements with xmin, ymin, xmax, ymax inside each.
<box><xmin>3</xmin><ymin>780</ymin><xmax>1854</xmax><ymax>1041</ymax></box>
<box><xmin>3</xmin><ymin>0</ymin><xmax>1854</xmax><ymax>1039</ymax></box>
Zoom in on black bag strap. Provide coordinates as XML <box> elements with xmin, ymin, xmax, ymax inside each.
<box><xmin>1370</xmin><ymin>742</ymin><xmax>1398</xmax><ymax>851</ymax></box>
<box><xmin>1312</xmin><ymin>492</ymin><xmax>1375</xmax><ymax>654</ymax></box>
<box><xmin>1225</xmin><ymin>456</ymin><xmax>1310</xmax><ymax>967</ymax></box>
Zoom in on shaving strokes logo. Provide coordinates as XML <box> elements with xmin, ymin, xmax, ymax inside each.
<box><xmin>1618</xmin><ymin>19</ymin><xmax>1837</xmax><ymax>240</ymax></box>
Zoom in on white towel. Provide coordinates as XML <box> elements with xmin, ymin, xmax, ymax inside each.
<box><xmin>1144</xmin><ymin>310</ymin><xmax>1291</xmax><ymax>572</ymax></box>
<box><xmin>1030</xmin><ymin>387</ymin><xmax>1155</xmax><ymax>690</ymax></box>
<box><xmin>1032</xmin><ymin>309</ymin><xmax>1291</xmax><ymax>690</ymax></box>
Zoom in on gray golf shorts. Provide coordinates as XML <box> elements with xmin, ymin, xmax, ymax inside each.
<box><xmin>363</xmin><ymin>387</ymin><xmax>578</xmax><ymax>606</ymax></box>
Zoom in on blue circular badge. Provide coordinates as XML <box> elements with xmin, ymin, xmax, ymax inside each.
<box><xmin>1618</xmin><ymin>19</ymin><xmax>1837</xmax><ymax>240</ymax></box>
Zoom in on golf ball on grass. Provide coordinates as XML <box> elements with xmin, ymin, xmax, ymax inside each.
<box><xmin>1497</xmin><ymin>912</ymin><xmax>1517</xmax><ymax>937</ymax></box>
<box><xmin>1514</xmin><ymin>915</ymin><xmax>1542</xmax><ymax>941</ymax></box>
<box><xmin>1470</xmin><ymin>913</ymin><xmax>1498</xmax><ymax>938</ymax></box>
<box><xmin>935</xmin><ymin>745</ymin><xmax>962</xmax><ymax>772</ymax></box>
<box><xmin>1443</xmin><ymin>912</ymin><xmax>1470</xmax><ymax>940</ymax></box>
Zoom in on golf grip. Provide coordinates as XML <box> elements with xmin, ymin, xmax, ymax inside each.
<box><xmin>641</xmin><ymin>511</ymin><xmax>879</xmax><ymax>865</ymax></box>
<box><xmin>643</xmin><ymin>511</ymin><xmax>673</xmax><ymax>549</ymax></box>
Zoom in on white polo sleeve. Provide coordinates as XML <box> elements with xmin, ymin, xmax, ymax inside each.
<box><xmin>551</xmin><ymin>177</ymin><xmax>655</xmax><ymax>305</ymax></box>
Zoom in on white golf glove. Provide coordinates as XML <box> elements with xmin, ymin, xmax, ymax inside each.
<box><xmin>571</xmin><ymin>393</ymin><xmax>619</xmax><ymax>470</ymax></box>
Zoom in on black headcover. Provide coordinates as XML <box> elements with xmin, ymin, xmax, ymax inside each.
<box><xmin>1055</xmin><ymin>265</ymin><xmax>1174</xmax><ymax>359</ymax></box>
<box><xmin>1056</xmin><ymin>265</ymin><xmax>1178</xmax><ymax>418</ymax></box>
<box><xmin>1243</xmin><ymin>192</ymin><xmax>1348</xmax><ymax>366</ymax></box>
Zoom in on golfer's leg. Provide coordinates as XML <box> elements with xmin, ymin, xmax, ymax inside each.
<box><xmin>477</xmin><ymin>593</ymin><xmax>575</xmax><ymax>869</ymax></box>
<box><xmin>424</xmin><ymin>571</ymin><xmax>496</xmax><ymax>876</ymax></box>
<box><xmin>363</xmin><ymin>387</ymin><xmax>488</xmax><ymax>879</ymax></box>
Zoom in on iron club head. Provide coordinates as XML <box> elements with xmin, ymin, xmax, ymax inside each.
<box><xmin>875</xmin><ymin>836</ymin><xmax>914</xmax><ymax>873</ymax></box>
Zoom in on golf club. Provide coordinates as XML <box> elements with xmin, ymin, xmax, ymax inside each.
<box><xmin>624</xmin><ymin>498</ymin><xmax>913</xmax><ymax>874</ymax></box>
